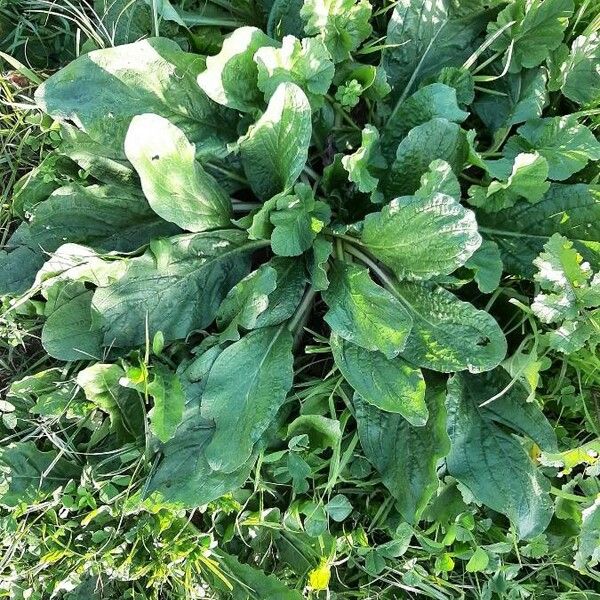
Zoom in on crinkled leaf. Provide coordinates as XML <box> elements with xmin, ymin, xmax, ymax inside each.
<box><xmin>384</xmin><ymin>119</ymin><xmax>469</xmax><ymax>197</ymax></box>
<box><xmin>468</xmin><ymin>152</ymin><xmax>550</xmax><ymax>212</ymax></box>
<box><xmin>531</xmin><ymin>234</ymin><xmax>600</xmax><ymax>353</ymax></box>
<box><xmin>342</xmin><ymin>124</ymin><xmax>386</xmax><ymax>193</ymax></box>
<box><xmin>322</xmin><ymin>261</ymin><xmax>413</xmax><ymax>359</ymax></box>
<box><xmin>270</xmin><ymin>183</ymin><xmax>331</xmax><ymax>256</ymax></box>
<box><xmin>532</xmin><ymin>233</ymin><xmax>600</xmax><ymax>324</ymax></box>
<box><xmin>446</xmin><ymin>370</ymin><xmax>557</xmax><ymax>539</ymax></box>
<box><xmin>478</xmin><ymin>184</ymin><xmax>600</xmax><ymax>277</ymax></box>
<box><xmin>216</xmin><ymin>265</ymin><xmax>278</xmax><ymax>341</ymax></box>
<box><xmin>92</xmin><ymin>231</ymin><xmax>254</xmax><ymax>348</ymax></box>
<box><xmin>300</xmin><ymin>0</ymin><xmax>373</xmax><ymax>63</ymax></box>
<box><xmin>255</xmin><ymin>34</ymin><xmax>334</xmax><ymax>106</ymax></box>
<box><xmin>416</xmin><ymin>160</ymin><xmax>461</xmax><ymax>201</ymax></box>
<box><xmin>362</xmin><ymin>192</ymin><xmax>481</xmax><ymax>280</ymax></box>
<box><xmin>395</xmin><ymin>281</ymin><xmax>507</xmax><ymax>373</ymax></box>
<box><xmin>506</xmin><ymin>116</ymin><xmax>600</xmax><ymax>181</ymax></box>
<box><xmin>124</xmin><ymin>113</ymin><xmax>232</xmax><ymax>232</ymax></box>
<box><xmin>201</xmin><ymin>326</ymin><xmax>294</xmax><ymax>473</ymax></box>
<box><xmin>238</xmin><ymin>82</ymin><xmax>312</xmax><ymax>200</ymax></box>
<box><xmin>574</xmin><ymin>497</ymin><xmax>600</xmax><ymax>571</ymax></box>
<box><xmin>488</xmin><ymin>0</ymin><xmax>573</xmax><ymax>72</ymax></box>
<box><xmin>354</xmin><ymin>377</ymin><xmax>450</xmax><ymax>523</ymax></box>
<box><xmin>197</xmin><ymin>26</ymin><xmax>277</xmax><ymax>112</ymax></box>
<box><xmin>35</xmin><ymin>38</ymin><xmax>234</xmax><ymax>158</ymax></box>
<box><xmin>331</xmin><ymin>333</ymin><xmax>427</xmax><ymax>425</ymax></box>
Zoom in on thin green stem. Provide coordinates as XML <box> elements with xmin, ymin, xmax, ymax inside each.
<box><xmin>288</xmin><ymin>286</ymin><xmax>318</xmax><ymax>333</ymax></box>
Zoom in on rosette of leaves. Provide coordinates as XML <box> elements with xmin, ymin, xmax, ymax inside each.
<box><xmin>2</xmin><ymin>0</ymin><xmax>600</xmax><ymax>567</ymax></box>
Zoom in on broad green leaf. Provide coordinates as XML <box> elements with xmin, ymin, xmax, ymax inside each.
<box><xmin>28</xmin><ymin>184</ymin><xmax>178</xmax><ymax>250</ymax></box>
<box><xmin>124</xmin><ymin>114</ymin><xmax>232</xmax><ymax>232</ymax></box>
<box><xmin>58</xmin><ymin>124</ymin><xmax>135</xmax><ymax>187</ymax></box>
<box><xmin>322</xmin><ymin>261</ymin><xmax>413</xmax><ymax>359</ymax></box>
<box><xmin>35</xmin><ymin>38</ymin><xmax>233</xmax><ymax>158</ymax></box>
<box><xmin>216</xmin><ymin>552</ymin><xmax>303</xmax><ymax>600</ymax></box>
<box><xmin>342</xmin><ymin>124</ymin><xmax>386</xmax><ymax>194</ymax></box>
<box><xmin>466</xmin><ymin>547</ymin><xmax>489</xmax><ymax>573</ymax></box>
<box><xmin>238</xmin><ymin>82</ymin><xmax>312</xmax><ymax>200</ymax></box>
<box><xmin>446</xmin><ymin>370</ymin><xmax>557</xmax><ymax>539</ymax></box>
<box><xmin>216</xmin><ymin>265</ymin><xmax>278</xmax><ymax>341</ymax></box>
<box><xmin>0</xmin><ymin>442</ymin><xmax>81</xmax><ymax>507</ymax></box>
<box><xmin>147</xmin><ymin>365</ymin><xmax>185</xmax><ymax>443</ymax></box>
<box><xmin>468</xmin><ymin>153</ymin><xmax>550</xmax><ymax>212</ymax></box>
<box><xmin>270</xmin><ymin>183</ymin><xmax>331</xmax><ymax>256</ymax></box>
<box><xmin>362</xmin><ymin>192</ymin><xmax>481</xmax><ymax>280</ymax></box>
<box><xmin>395</xmin><ymin>282</ymin><xmax>507</xmax><ymax>373</ymax></box>
<box><xmin>201</xmin><ymin>326</ymin><xmax>294</xmax><ymax>473</ymax></box>
<box><xmin>474</xmin><ymin>69</ymin><xmax>548</xmax><ymax>132</ymax></box>
<box><xmin>382</xmin><ymin>84</ymin><xmax>468</xmax><ymax>161</ymax></box>
<box><xmin>416</xmin><ymin>159</ymin><xmax>461</xmax><ymax>201</ymax></box>
<box><xmin>384</xmin><ymin>119</ymin><xmax>469</xmax><ymax>197</ymax></box>
<box><xmin>146</xmin><ymin>415</ymin><xmax>254</xmax><ymax>506</ymax></box>
<box><xmin>478</xmin><ymin>184</ymin><xmax>600</xmax><ymax>277</ymax></box>
<box><xmin>560</xmin><ymin>33</ymin><xmax>600</xmax><ymax>106</ymax></box>
<box><xmin>0</xmin><ymin>228</ymin><xmax>48</xmax><ymax>294</ymax></box>
<box><xmin>287</xmin><ymin>414</ymin><xmax>342</xmax><ymax>449</ymax></box>
<box><xmin>488</xmin><ymin>0</ymin><xmax>573</xmax><ymax>72</ymax></box>
<box><xmin>383</xmin><ymin>0</ymin><xmax>491</xmax><ymax>101</ymax></box>
<box><xmin>506</xmin><ymin>116</ymin><xmax>600</xmax><ymax>181</ymax></box>
<box><xmin>41</xmin><ymin>283</ymin><xmax>103</xmax><ymax>361</ymax></box>
<box><xmin>464</xmin><ymin>240</ymin><xmax>503</xmax><ymax>293</ymax></box>
<box><xmin>92</xmin><ymin>231</ymin><xmax>255</xmax><ymax>348</ymax></box>
<box><xmin>197</xmin><ymin>26</ymin><xmax>277</xmax><ymax>112</ymax></box>
<box><xmin>255</xmin><ymin>34</ymin><xmax>334</xmax><ymax>106</ymax></box>
<box><xmin>0</xmin><ymin>184</ymin><xmax>177</xmax><ymax>296</ymax></box>
<box><xmin>76</xmin><ymin>363</ymin><xmax>144</xmax><ymax>442</ymax></box>
<box><xmin>33</xmin><ymin>244</ymin><xmax>125</xmax><ymax>293</ymax></box>
<box><xmin>330</xmin><ymin>333</ymin><xmax>427</xmax><ymax>426</ymax></box>
<box><xmin>354</xmin><ymin>377</ymin><xmax>450</xmax><ymax>523</ymax></box>
<box><xmin>300</xmin><ymin>0</ymin><xmax>373</xmax><ymax>63</ymax></box>
<box><xmin>325</xmin><ymin>494</ymin><xmax>352</xmax><ymax>522</ymax></box>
